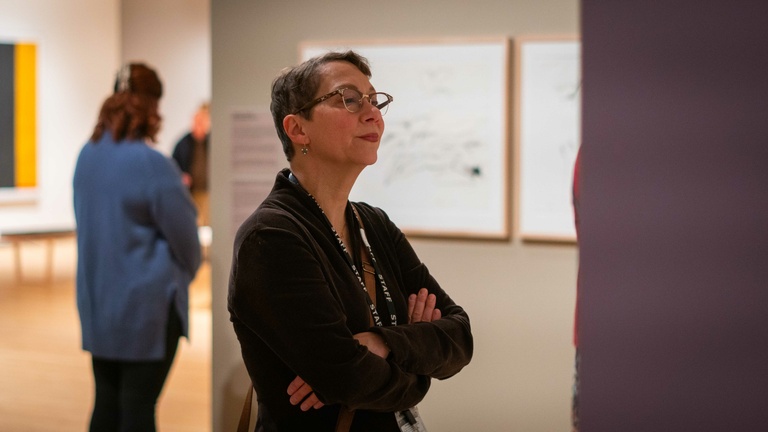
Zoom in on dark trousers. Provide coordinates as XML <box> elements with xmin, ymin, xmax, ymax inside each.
<box><xmin>89</xmin><ymin>307</ymin><xmax>182</xmax><ymax>432</ymax></box>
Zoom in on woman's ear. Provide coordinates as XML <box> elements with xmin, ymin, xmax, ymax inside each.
<box><xmin>283</xmin><ymin>114</ymin><xmax>309</xmax><ymax>145</ymax></box>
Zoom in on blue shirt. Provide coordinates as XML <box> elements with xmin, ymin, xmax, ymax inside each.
<box><xmin>73</xmin><ymin>133</ymin><xmax>200</xmax><ymax>361</ymax></box>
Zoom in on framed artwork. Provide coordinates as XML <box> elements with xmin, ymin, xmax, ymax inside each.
<box><xmin>301</xmin><ymin>38</ymin><xmax>511</xmax><ymax>240</ymax></box>
<box><xmin>0</xmin><ymin>41</ymin><xmax>37</xmax><ymax>205</ymax></box>
<box><xmin>513</xmin><ymin>36</ymin><xmax>581</xmax><ymax>243</ymax></box>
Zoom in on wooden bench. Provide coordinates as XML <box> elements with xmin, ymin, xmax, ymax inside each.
<box><xmin>0</xmin><ymin>229</ymin><xmax>75</xmax><ymax>284</ymax></box>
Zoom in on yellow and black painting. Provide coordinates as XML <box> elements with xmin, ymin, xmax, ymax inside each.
<box><xmin>0</xmin><ymin>42</ymin><xmax>36</xmax><ymax>190</ymax></box>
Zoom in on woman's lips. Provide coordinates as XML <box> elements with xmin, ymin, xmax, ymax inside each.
<box><xmin>359</xmin><ymin>134</ymin><xmax>379</xmax><ymax>142</ymax></box>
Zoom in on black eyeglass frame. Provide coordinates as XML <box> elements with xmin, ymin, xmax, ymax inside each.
<box><xmin>293</xmin><ymin>88</ymin><xmax>393</xmax><ymax>115</ymax></box>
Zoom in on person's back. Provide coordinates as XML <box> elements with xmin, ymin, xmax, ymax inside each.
<box><xmin>73</xmin><ymin>62</ymin><xmax>201</xmax><ymax>432</ymax></box>
<box><xmin>74</xmin><ymin>132</ymin><xmax>200</xmax><ymax>357</ymax></box>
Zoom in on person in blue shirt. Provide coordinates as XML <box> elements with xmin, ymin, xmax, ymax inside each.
<box><xmin>73</xmin><ymin>62</ymin><xmax>201</xmax><ymax>432</ymax></box>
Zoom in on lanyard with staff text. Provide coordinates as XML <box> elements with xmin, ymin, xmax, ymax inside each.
<box><xmin>289</xmin><ymin>172</ymin><xmax>398</xmax><ymax>327</ymax></box>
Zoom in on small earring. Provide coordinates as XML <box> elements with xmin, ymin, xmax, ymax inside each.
<box><xmin>301</xmin><ymin>145</ymin><xmax>308</xmax><ymax>155</ymax></box>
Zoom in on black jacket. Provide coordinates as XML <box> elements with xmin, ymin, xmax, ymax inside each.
<box><xmin>228</xmin><ymin>169</ymin><xmax>473</xmax><ymax>431</ymax></box>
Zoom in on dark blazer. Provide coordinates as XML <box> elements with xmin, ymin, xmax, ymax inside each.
<box><xmin>171</xmin><ymin>132</ymin><xmax>208</xmax><ymax>174</ymax></box>
<box><xmin>228</xmin><ymin>169</ymin><xmax>473</xmax><ymax>431</ymax></box>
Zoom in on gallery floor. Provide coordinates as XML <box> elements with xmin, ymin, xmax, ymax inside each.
<box><xmin>0</xmin><ymin>236</ymin><xmax>211</xmax><ymax>431</ymax></box>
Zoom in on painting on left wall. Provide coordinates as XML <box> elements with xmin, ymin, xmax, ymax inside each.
<box><xmin>0</xmin><ymin>42</ymin><xmax>37</xmax><ymax>204</ymax></box>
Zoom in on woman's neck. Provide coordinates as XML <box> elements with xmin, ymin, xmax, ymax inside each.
<box><xmin>290</xmin><ymin>167</ymin><xmax>355</xmax><ymax>232</ymax></box>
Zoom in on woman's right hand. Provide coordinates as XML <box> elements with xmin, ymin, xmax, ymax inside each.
<box><xmin>353</xmin><ymin>287</ymin><xmax>441</xmax><ymax>360</ymax></box>
<box><xmin>408</xmin><ymin>288</ymin><xmax>441</xmax><ymax>323</ymax></box>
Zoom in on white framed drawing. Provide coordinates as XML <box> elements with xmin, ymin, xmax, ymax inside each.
<box><xmin>514</xmin><ymin>36</ymin><xmax>581</xmax><ymax>243</ymax></box>
<box><xmin>301</xmin><ymin>38</ymin><xmax>511</xmax><ymax>240</ymax></box>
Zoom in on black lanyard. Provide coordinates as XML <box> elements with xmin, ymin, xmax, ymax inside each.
<box><xmin>289</xmin><ymin>173</ymin><xmax>398</xmax><ymax>327</ymax></box>
<box><xmin>350</xmin><ymin>205</ymin><xmax>398</xmax><ymax>326</ymax></box>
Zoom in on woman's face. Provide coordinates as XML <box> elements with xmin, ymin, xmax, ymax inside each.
<box><xmin>301</xmin><ymin>61</ymin><xmax>385</xmax><ymax>168</ymax></box>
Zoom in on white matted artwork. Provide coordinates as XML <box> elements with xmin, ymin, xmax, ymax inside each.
<box><xmin>514</xmin><ymin>36</ymin><xmax>581</xmax><ymax>242</ymax></box>
<box><xmin>301</xmin><ymin>39</ymin><xmax>510</xmax><ymax>239</ymax></box>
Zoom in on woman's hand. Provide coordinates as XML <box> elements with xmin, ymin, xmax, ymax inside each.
<box><xmin>408</xmin><ymin>288</ymin><xmax>441</xmax><ymax>323</ymax></box>
<box><xmin>286</xmin><ymin>332</ymin><xmax>391</xmax><ymax>411</ymax></box>
<box><xmin>287</xmin><ymin>376</ymin><xmax>325</xmax><ymax>411</ymax></box>
<box><xmin>286</xmin><ymin>330</ymin><xmax>391</xmax><ymax>411</ymax></box>
<box><xmin>353</xmin><ymin>332</ymin><xmax>390</xmax><ymax>358</ymax></box>
<box><xmin>286</xmin><ymin>287</ymin><xmax>441</xmax><ymax>410</ymax></box>
<box><xmin>353</xmin><ymin>287</ymin><xmax>441</xmax><ymax>359</ymax></box>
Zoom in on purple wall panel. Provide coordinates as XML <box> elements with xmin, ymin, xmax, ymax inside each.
<box><xmin>579</xmin><ymin>1</ymin><xmax>768</xmax><ymax>431</ymax></box>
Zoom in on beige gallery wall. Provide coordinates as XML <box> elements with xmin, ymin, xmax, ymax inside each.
<box><xmin>210</xmin><ymin>1</ymin><xmax>580</xmax><ymax>431</ymax></box>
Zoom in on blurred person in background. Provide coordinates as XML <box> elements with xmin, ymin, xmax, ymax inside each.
<box><xmin>172</xmin><ymin>102</ymin><xmax>210</xmax><ymax>226</ymax></box>
<box><xmin>73</xmin><ymin>62</ymin><xmax>201</xmax><ymax>432</ymax></box>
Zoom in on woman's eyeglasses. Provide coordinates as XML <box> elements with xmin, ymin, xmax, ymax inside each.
<box><xmin>294</xmin><ymin>88</ymin><xmax>393</xmax><ymax>116</ymax></box>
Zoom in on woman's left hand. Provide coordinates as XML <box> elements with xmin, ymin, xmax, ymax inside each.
<box><xmin>286</xmin><ymin>288</ymin><xmax>441</xmax><ymax>410</ymax></box>
<box><xmin>287</xmin><ymin>376</ymin><xmax>325</xmax><ymax>411</ymax></box>
<box><xmin>286</xmin><ymin>331</ymin><xmax>392</xmax><ymax>410</ymax></box>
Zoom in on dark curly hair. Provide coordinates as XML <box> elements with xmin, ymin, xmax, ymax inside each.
<box><xmin>90</xmin><ymin>63</ymin><xmax>163</xmax><ymax>143</ymax></box>
<box><xmin>270</xmin><ymin>51</ymin><xmax>371</xmax><ymax>161</ymax></box>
